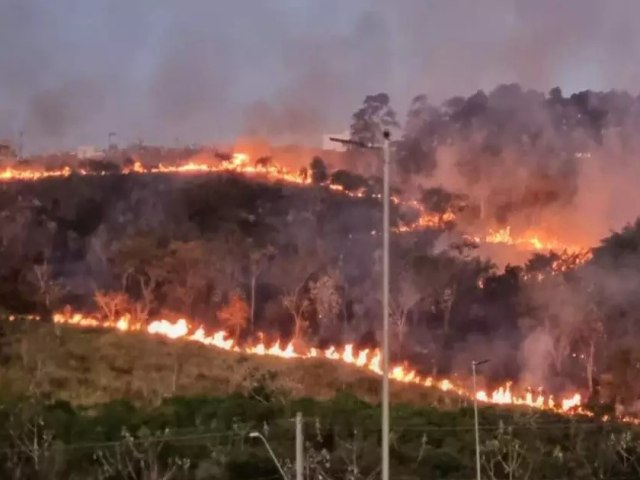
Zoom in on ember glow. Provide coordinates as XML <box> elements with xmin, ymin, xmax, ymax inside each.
<box><xmin>50</xmin><ymin>311</ymin><xmax>586</xmax><ymax>414</ymax></box>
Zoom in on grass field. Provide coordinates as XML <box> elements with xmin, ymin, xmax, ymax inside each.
<box><xmin>0</xmin><ymin>318</ymin><xmax>466</xmax><ymax>409</ymax></box>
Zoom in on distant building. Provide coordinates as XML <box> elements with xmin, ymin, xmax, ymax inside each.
<box><xmin>0</xmin><ymin>141</ymin><xmax>16</xmax><ymax>158</ymax></box>
<box><xmin>76</xmin><ymin>145</ymin><xmax>105</xmax><ymax>160</ymax></box>
<box><xmin>322</xmin><ymin>131</ymin><xmax>350</xmax><ymax>152</ymax></box>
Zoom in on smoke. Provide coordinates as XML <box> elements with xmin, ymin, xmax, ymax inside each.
<box><xmin>3</xmin><ymin>0</ymin><xmax>640</xmax><ymax>153</ymax></box>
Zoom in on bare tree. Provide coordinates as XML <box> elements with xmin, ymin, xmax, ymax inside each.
<box><xmin>482</xmin><ymin>422</ymin><xmax>532</xmax><ymax>480</ymax></box>
<box><xmin>20</xmin><ymin>260</ymin><xmax>67</xmax><ymax>322</ymax></box>
<box><xmin>153</xmin><ymin>241</ymin><xmax>211</xmax><ymax>317</ymax></box>
<box><xmin>94</xmin><ymin>290</ymin><xmax>130</xmax><ymax>323</ymax></box>
<box><xmin>610</xmin><ymin>430</ymin><xmax>640</xmax><ymax>477</ymax></box>
<box><xmin>283</xmin><ymin>289</ymin><xmax>312</xmax><ymax>342</ymax></box>
<box><xmin>94</xmin><ymin>427</ymin><xmax>190</xmax><ymax>480</ymax></box>
<box><xmin>4</xmin><ymin>403</ymin><xmax>59</xmax><ymax>480</ymax></box>
<box><xmin>118</xmin><ymin>257</ymin><xmax>161</xmax><ymax>324</ymax></box>
<box><xmin>289</xmin><ymin>420</ymin><xmax>380</xmax><ymax>480</ymax></box>
<box><xmin>273</xmin><ymin>248</ymin><xmax>320</xmax><ymax>342</ymax></box>
<box><xmin>389</xmin><ymin>274</ymin><xmax>420</xmax><ymax>355</ymax></box>
<box><xmin>248</xmin><ymin>245</ymin><xmax>275</xmax><ymax>331</ymax></box>
<box><xmin>217</xmin><ymin>292</ymin><xmax>249</xmax><ymax>343</ymax></box>
<box><xmin>309</xmin><ymin>268</ymin><xmax>343</xmax><ymax>338</ymax></box>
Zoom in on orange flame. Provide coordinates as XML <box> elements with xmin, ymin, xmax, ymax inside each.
<box><xmin>485</xmin><ymin>226</ymin><xmax>586</xmax><ymax>254</ymax></box>
<box><xmin>48</xmin><ymin>312</ymin><xmax>585</xmax><ymax>415</ymax></box>
<box><xmin>0</xmin><ymin>154</ymin><xmax>592</xmax><ymax>254</ymax></box>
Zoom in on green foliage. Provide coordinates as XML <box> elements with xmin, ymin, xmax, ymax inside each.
<box><xmin>350</xmin><ymin>93</ymin><xmax>400</xmax><ymax>146</ymax></box>
<box><xmin>0</xmin><ymin>393</ymin><xmax>637</xmax><ymax>479</ymax></box>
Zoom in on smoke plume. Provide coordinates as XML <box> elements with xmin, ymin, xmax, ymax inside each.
<box><xmin>3</xmin><ymin>0</ymin><xmax>640</xmax><ymax>152</ymax></box>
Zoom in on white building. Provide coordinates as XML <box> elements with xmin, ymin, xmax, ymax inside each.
<box><xmin>322</xmin><ymin>130</ymin><xmax>350</xmax><ymax>152</ymax></box>
<box><xmin>76</xmin><ymin>145</ymin><xmax>105</xmax><ymax>160</ymax></box>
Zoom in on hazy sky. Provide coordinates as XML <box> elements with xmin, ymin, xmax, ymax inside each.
<box><xmin>2</xmin><ymin>0</ymin><xmax>640</xmax><ymax>153</ymax></box>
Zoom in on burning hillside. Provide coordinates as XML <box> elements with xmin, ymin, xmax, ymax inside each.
<box><xmin>0</xmin><ymin>150</ymin><xmax>590</xmax><ymax>261</ymax></box>
<box><xmin>44</xmin><ymin>310</ymin><xmax>584</xmax><ymax>415</ymax></box>
<box><xmin>3</xmin><ymin>87</ymin><xmax>640</xmax><ymax>421</ymax></box>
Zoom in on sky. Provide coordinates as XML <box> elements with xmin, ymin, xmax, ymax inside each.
<box><xmin>2</xmin><ymin>0</ymin><xmax>640</xmax><ymax>153</ymax></box>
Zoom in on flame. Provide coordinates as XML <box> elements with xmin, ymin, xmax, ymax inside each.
<box><xmin>485</xmin><ymin>226</ymin><xmax>585</xmax><ymax>254</ymax></box>
<box><xmin>0</xmin><ymin>153</ymin><xmax>311</xmax><ymax>187</ymax></box>
<box><xmin>485</xmin><ymin>226</ymin><xmax>593</xmax><ymax>271</ymax></box>
<box><xmin>0</xmin><ymin>154</ymin><xmax>592</xmax><ymax>255</ymax></box>
<box><xmin>47</xmin><ymin>312</ymin><xmax>585</xmax><ymax>415</ymax></box>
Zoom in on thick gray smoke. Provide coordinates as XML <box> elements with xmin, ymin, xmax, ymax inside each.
<box><xmin>2</xmin><ymin>0</ymin><xmax>640</xmax><ymax>153</ymax></box>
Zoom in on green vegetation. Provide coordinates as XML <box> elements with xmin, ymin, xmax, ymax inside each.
<box><xmin>1</xmin><ymin>318</ymin><xmax>640</xmax><ymax>479</ymax></box>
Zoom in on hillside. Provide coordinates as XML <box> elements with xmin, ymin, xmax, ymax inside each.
<box><xmin>0</xmin><ymin>318</ymin><xmax>460</xmax><ymax>408</ymax></box>
<box><xmin>2</xmin><ymin>317</ymin><xmax>640</xmax><ymax>480</ymax></box>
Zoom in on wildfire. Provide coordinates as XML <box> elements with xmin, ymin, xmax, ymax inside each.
<box><xmin>48</xmin><ymin>311</ymin><xmax>586</xmax><ymax>415</ymax></box>
<box><xmin>485</xmin><ymin>226</ymin><xmax>584</xmax><ymax>254</ymax></box>
<box><xmin>0</xmin><ymin>153</ymin><xmax>311</xmax><ymax>186</ymax></box>
<box><xmin>0</xmin><ymin>155</ymin><xmax>591</xmax><ymax>253</ymax></box>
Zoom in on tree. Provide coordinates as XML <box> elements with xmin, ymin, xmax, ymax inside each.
<box><xmin>350</xmin><ymin>93</ymin><xmax>399</xmax><ymax>146</ymax></box>
<box><xmin>94</xmin><ymin>290</ymin><xmax>130</xmax><ymax>323</ymax></box>
<box><xmin>95</xmin><ymin>427</ymin><xmax>190</xmax><ymax>480</ymax></box>
<box><xmin>389</xmin><ymin>273</ymin><xmax>421</xmax><ymax>355</ymax></box>
<box><xmin>217</xmin><ymin>292</ymin><xmax>249</xmax><ymax>343</ymax></box>
<box><xmin>111</xmin><ymin>235</ymin><xmax>165</xmax><ymax>322</ymax></box>
<box><xmin>310</xmin><ymin>156</ymin><xmax>328</xmax><ymax>184</ymax></box>
<box><xmin>248</xmin><ymin>245</ymin><xmax>275</xmax><ymax>331</ymax></box>
<box><xmin>396</xmin><ymin>94</ymin><xmax>439</xmax><ymax>175</ymax></box>
<box><xmin>329</xmin><ymin>170</ymin><xmax>370</xmax><ymax>193</ymax></box>
<box><xmin>270</xmin><ymin>247</ymin><xmax>321</xmax><ymax>341</ymax></box>
<box><xmin>255</xmin><ymin>156</ymin><xmax>272</xmax><ymax>169</ymax></box>
<box><xmin>309</xmin><ymin>268</ymin><xmax>343</xmax><ymax>338</ymax></box>
<box><xmin>577</xmin><ymin>294</ymin><xmax>605</xmax><ymax>395</ymax></box>
<box><xmin>421</xmin><ymin>187</ymin><xmax>465</xmax><ymax>217</ymax></box>
<box><xmin>283</xmin><ymin>290</ymin><xmax>312</xmax><ymax>342</ymax></box>
<box><xmin>5</xmin><ymin>401</ymin><xmax>59</xmax><ymax>480</ymax></box>
<box><xmin>482</xmin><ymin>422</ymin><xmax>533</xmax><ymax>480</ymax></box>
<box><xmin>21</xmin><ymin>261</ymin><xmax>66</xmax><ymax>322</ymax></box>
<box><xmin>155</xmin><ymin>241</ymin><xmax>213</xmax><ymax>318</ymax></box>
<box><xmin>410</xmin><ymin>253</ymin><xmax>460</xmax><ymax>335</ymax></box>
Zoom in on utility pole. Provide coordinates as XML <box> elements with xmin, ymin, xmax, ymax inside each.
<box><xmin>18</xmin><ymin>130</ymin><xmax>24</xmax><ymax>160</ymax></box>
<box><xmin>296</xmin><ymin>412</ymin><xmax>303</xmax><ymax>480</ymax></box>
<box><xmin>472</xmin><ymin>359</ymin><xmax>490</xmax><ymax>480</ymax></box>
<box><xmin>381</xmin><ymin>130</ymin><xmax>390</xmax><ymax>480</ymax></box>
<box><xmin>329</xmin><ymin>131</ymin><xmax>392</xmax><ymax>480</ymax></box>
<box><xmin>108</xmin><ymin>131</ymin><xmax>116</xmax><ymax>150</ymax></box>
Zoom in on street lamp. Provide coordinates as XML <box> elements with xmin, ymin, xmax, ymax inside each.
<box><xmin>108</xmin><ymin>132</ymin><xmax>117</xmax><ymax>150</ymax></box>
<box><xmin>249</xmin><ymin>432</ymin><xmax>289</xmax><ymax>480</ymax></box>
<box><xmin>472</xmin><ymin>359</ymin><xmax>490</xmax><ymax>480</ymax></box>
<box><xmin>330</xmin><ymin>131</ymin><xmax>391</xmax><ymax>480</ymax></box>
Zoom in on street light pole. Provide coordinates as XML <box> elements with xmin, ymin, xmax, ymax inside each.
<box><xmin>296</xmin><ymin>412</ymin><xmax>303</xmax><ymax>480</ymax></box>
<box><xmin>249</xmin><ymin>432</ymin><xmax>289</xmax><ymax>480</ymax></box>
<box><xmin>472</xmin><ymin>359</ymin><xmax>490</xmax><ymax>480</ymax></box>
<box><xmin>381</xmin><ymin>130</ymin><xmax>391</xmax><ymax>480</ymax></box>
<box><xmin>329</xmin><ymin>131</ymin><xmax>392</xmax><ymax>480</ymax></box>
<box><xmin>108</xmin><ymin>132</ymin><xmax>116</xmax><ymax>150</ymax></box>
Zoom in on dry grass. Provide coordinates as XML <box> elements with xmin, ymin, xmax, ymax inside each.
<box><xmin>0</xmin><ymin>319</ymin><xmax>466</xmax><ymax>408</ymax></box>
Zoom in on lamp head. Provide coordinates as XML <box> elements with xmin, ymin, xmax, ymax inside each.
<box><xmin>472</xmin><ymin>359</ymin><xmax>490</xmax><ymax>367</ymax></box>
